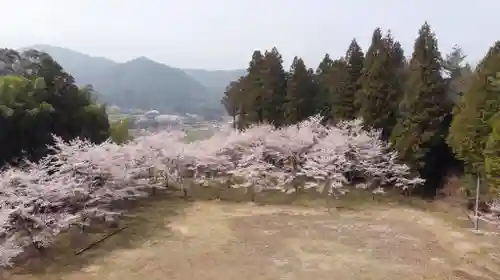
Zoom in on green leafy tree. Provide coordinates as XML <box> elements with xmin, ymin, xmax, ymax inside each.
<box><xmin>484</xmin><ymin>111</ymin><xmax>500</xmax><ymax>196</ymax></box>
<box><xmin>222</xmin><ymin>78</ymin><xmax>243</xmax><ymax>129</ymax></box>
<box><xmin>0</xmin><ymin>76</ymin><xmax>56</xmax><ymax>163</ymax></box>
<box><xmin>222</xmin><ymin>76</ymin><xmax>254</xmax><ymax>130</ymax></box>
<box><xmin>0</xmin><ymin>49</ymin><xmax>110</xmax><ymax>166</ymax></box>
<box><xmin>447</xmin><ymin>42</ymin><xmax>500</xmax><ymax>175</ymax></box>
<box><xmin>109</xmin><ymin>118</ymin><xmax>132</xmax><ymax>144</ymax></box>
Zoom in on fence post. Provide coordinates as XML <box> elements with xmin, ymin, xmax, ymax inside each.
<box><xmin>474</xmin><ymin>175</ymin><xmax>480</xmax><ymax>231</ymax></box>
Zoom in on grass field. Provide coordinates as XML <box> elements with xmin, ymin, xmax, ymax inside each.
<box><xmin>5</xmin><ymin>188</ymin><xmax>500</xmax><ymax>280</ymax></box>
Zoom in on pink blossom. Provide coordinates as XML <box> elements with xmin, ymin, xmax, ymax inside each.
<box><xmin>0</xmin><ymin>116</ymin><xmax>422</xmax><ymax>267</ymax></box>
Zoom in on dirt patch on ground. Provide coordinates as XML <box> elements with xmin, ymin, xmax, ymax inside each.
<box><xmin>6</xmin><ymin>200</ymin><xmax>500</xmax><ymax>280</ymax></box>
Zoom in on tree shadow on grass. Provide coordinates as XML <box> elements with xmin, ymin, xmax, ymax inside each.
<box><xmin>9</xmin><ymin>191</ymin><xmax>192</xmax><ymax>278</ymax></box>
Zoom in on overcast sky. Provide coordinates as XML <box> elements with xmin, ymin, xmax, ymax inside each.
<box><xmin>3</xmin><ymin>0</ymin><xmax>499</xmax><ymax>70</ymax></box>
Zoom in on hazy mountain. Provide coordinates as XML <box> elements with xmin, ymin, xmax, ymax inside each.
<box><xmin>25</xmin><ymin>45</ymin><xmax>240</xmax><ymax>118</ymax></box>
<box><xmin>27</xmin><ymin>45</ymin><xmax>116</xmax><ymax>87</ymax></box>
<box><xmin>183</xmin><ymin>68</ymin><xmax>246</xmax><ymax>94</ymax></box>
<box><xmin>97</xmin><ymin>56</ymin><xmax>214</xmax><ymax>114</ymax></box>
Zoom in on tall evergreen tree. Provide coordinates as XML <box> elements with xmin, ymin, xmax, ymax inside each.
<box><xmin>442</xmin><ymin>45</ymin><xmax>473</xmax><ymax>105</ymax></box>
<box><xmin>448</xmin><ymin>42</ymin><xmax>500</xmax><ymax>175</ymax></box>
<box><xmin>330</xmin><ymin>58</ymin><xmax>350</xmax><ymax>121</ymax></box>
<box><xmin>261</xmin><ymin>47</ymin><xmax>288</xmax><ymax>126</ymax></box>
<box><xmin>284</xmin><ymin>57</ymin><xmax>316</xmax><ymax>124</ymax></box>
<box><xmin>389</xmin><ymin>40</ymin><xmax>407</xmax><ymax>119</ymax></box>
<box><xmin>390</xmin><ymin>22</ymin><xmax>451</xmax><ymax>193</ymax></box>
<box><xmin>315</xmin><ymin>53</ymin><xmax>335</xmax><ymax>117</ymax></box>
<box><xmin>340</xmin><ymin>39</ymin><xmax>364</xmax><ymax>119</ymax></box>
<box><xmin>307</xmin><ymin>66</ymin><xmax>319</xmax><ymax>118</ymax></box>
<box><xmin>484</xmin><ymin>109</ymin><xmax>500</xmax><ymax>196</ymax></box>
<box><xmin>359</xmin><ymin>31</ymin><xmax>405</xmax><ymax>140</ymax></box>
<box><xmin>443</xmin><ymin>45</ymin><xmax>467</xmax><ymax>76</ymax></box>
<box><xmin>245</xmin><ymin>50</ymin><xmax>266</xmax><ymax>124</ymax></box>
<box><xmin>357</xmin><ymin>29</ymin><xmax>383</xmax><ymax>111</ymax></box>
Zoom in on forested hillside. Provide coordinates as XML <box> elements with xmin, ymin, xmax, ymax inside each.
<box><xmin>222</xmin><ymin>22</ymin><xmax>499</xmax><ymax>198</ymax></box>
<box><xmin>27</xmin><ymin>45</ymin><xmax>242</xmax><ymax>119</ymax></box>
<box><xmin>0</xmin><ymin>48</ymin><xmax>110</xmax><ymax>166</ymax></box>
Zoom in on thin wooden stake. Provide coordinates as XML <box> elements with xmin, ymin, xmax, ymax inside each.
<box><xmin>474</xmin><ymin>175</ymin><xmax>480</xmax><ymax>231</ymax></box>
<box><xmin>75</xmin><ymin>226</ymin><xmax>128</xmax><ymax>256</ymax></box>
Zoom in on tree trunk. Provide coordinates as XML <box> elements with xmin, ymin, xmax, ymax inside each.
<box><xmin>248</xmin><ymin>185</ymin><xmax>256</xmax><ymax>202</ymax></box>
<box><xmin>293</xmin><ymin>182</ymin><xmax>300</xmax><ymax>196</ymax></box>
<box><xmin>181</xmin><ymin>179</ymin><xmax>189</xmax><ymax>199</ymax></box>
<box><xmin>324</xmin><ymin>182</ymin><xmax>334</xmax><ymax>214</ymax></box>
<box><xmin>21</xmin><ymin>224</ymin><xmax>44</xmax><ymax>255</ymax></box>
<box><xmin>325</xmin><ymin>193</ymin><xmax>334</xmax><ymax>214</ymax></box>
<box><xmin>232</xmin><ymin>113</ymin><xmax>236</xmax><ymax>130</ymax></box>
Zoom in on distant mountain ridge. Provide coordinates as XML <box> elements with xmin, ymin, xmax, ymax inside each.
<box><xmin>183</xmin><ymin>68</ymin><xmax>247</xmax><ymax>93</ymax></box>
<box><xmin>24</xmin><ymin>45</ymin><xmax>245</xmax><ymax>118</ymax></box>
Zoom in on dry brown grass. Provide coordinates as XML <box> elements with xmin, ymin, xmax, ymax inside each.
<box><xmin>4</xmin><ymin>189</ymin><xmax>500</xmax><ymax>280</ymax></box>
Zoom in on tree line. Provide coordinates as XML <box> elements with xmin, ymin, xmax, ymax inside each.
<box><xmin>222</xmin><ymin>22</ymin><xmax>500</xmax><ymax>198</ymax></box>
<box><xmin>0</xmin><ymin>49</ymin><xmax>130</xmax><ymax>167</ymax></box>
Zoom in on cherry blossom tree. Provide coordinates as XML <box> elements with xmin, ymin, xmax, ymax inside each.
<box><xmin>0</xmin><ymin>115</ymin><xmax>423</xmax><ymax>267</ymax></box>
<box><xmin>0</xmin><ymin>132</ymin><xmax>186</xmax><ymax>267</ymax></box>
<box><xmin>207</xmin><ymin>116</ymin><xmax>423</xmax><ymax>199</ymax></box>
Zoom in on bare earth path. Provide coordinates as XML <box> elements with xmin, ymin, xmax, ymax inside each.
<box><xmin>7</xmin><ymin>199</ymin><xmax>500</xmax><ymax>280</ymax></box>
